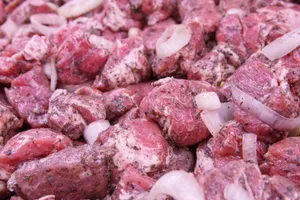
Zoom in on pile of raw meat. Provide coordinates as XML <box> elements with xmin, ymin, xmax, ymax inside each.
<box><xmin>0</xmin><ymin>0</ymin><xmax>299</xmax><ymax>199</ymax></box>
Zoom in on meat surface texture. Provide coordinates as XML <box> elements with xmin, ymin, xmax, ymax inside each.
<box><xmin>140</xmin><ymin>78</ymin><xmax>221</xmax><ymax>146</ymax></box>
<box><xmin>8</xmin><ymin>144</ymin><xmax>109</xmax><ymax>200</ymax></box>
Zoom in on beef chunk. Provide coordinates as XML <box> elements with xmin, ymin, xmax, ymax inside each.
<box><xmin>178</xmin><ymin>0</ymin><xmax>222</xmax><ymax>33</ymax></box>
<box><xmin>263</xmin><ymin>137</ymin><xmax>300</xmax><ymax>186</ymax></box>
<box><xmin>0</xmin><ymin>128</ymin><xmax>72</xmax><ymax>166</ymax></box>
<box><xmin>97</xmin><ymin>118</ymin><xmax>169</xmax><ymax>174</ymax></box>
<box><xmin>125</xmin><ymin>81</ymin><xmax>154</xmax><ymax>105</ymax></box>
<box><xmin>5</xmin><ymin>67</ymin><xmax>52</xmax><ymax>128</ymax></box>
<box><xmin>140</xmin><ymin>78</ymin><xmax>221</xmax><ymax>146</ymax></box>
<box><xmin>8</xmin><ymin>144</ymin><xmax>109</xmax><ymax>200</ymax></box>
<box><xmin>48</xmin><ymin>89</ymin><xmax>106</xmax><ymax>140</ymax></box>
<box><xmin>152</xmin><ymin>22</ymin><xmax>207</xmax><ymax>78</ymax></box>
<box><xmin>141</xmin><ymin>19</ymin><xmax>176</xmax><ymax>51</ymax></box>
<box><xmin>0</xmin><ymin>180</ymin><xmax>11</xmax><ymax>200</ymax></box>
<box><xmin>198</xmin><ymin>160</ymin><xmax>264</xmax><ymax>200</ymax></box>
<box><xmin>93</xmin><ymin>37</ymin><xmax>150</xmax><ymax>91</ymax></box>
<box><xmin>111</xmin><ymin>166</ymin><xmax>155</xmax><ymax>200</ymax></box>
<box><xmin>56</xmin><ymin>29</ymin><xmax>109</xmax><ymax>84</ymax></box>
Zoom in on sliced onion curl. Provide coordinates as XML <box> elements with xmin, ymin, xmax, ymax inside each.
<box><xmin>147</xmin><ymin>171</ymin><xmax>205</xmax><ymax>200</ymax></box>
<box><xmin>224</xmin><ymin>183</ymin><xmax>254</xmax><ymax>200</ymax></box>
<box><xmin>226</xmin><ymin>8</ymin><xmax>246</xmax><ymax>18</ymax></box>
<box><xmin>48</xmin><ymin>58</ymin><xmax>57</xmax><ymax>91</ymax></box>
<box><xmin>84</xmin><ymin>120</ymin><xmax>110</xmax><ymax>145</ymax></box>
<box><xmin>231</xmin><ymin>84</ymin><xmax>300</xmax><ymax>131</ymax></box>
<box><xmin>195</xmin><ymin>92</ymin><xmax>221</xmax><ymax>110</ymax></box>
<box><xmin>156</xmin><ymin>24</ymin><xmax>192</xmax><ymax>59</ymax></box>
<box><xmin>128</xmin><ymin>28</ymin><xmax>141</xmax><ymax>37</ymax></box>
<box><xmin>28</xmin><ymin>0</ymin><xmax>45</xmax><ymax>6</ymax></box>
<box><xmin>261</xmin><ymin>27</ymin><xmax>300</xmax><ymax>61</ymax></box>
<box><xmin>242</xmin><ymin>133</ymin><xmax>257</xmax><ymax>164</ymax></box>
<box><xmin>89</xmin><ymin>35</ymin><xmax>114</xmax><ymax>52</ymax></box>
<box><xmin>30</xmin><ymin>14</ymin><xmax>67</xmax><ymax>36</ymax></box>
<box><xmin>201</xmin><ymin>102</ymin><xmax>233</xmax><ymax>136</ymax></box>
<box><xmin>0</xmin><ymin>18</ymin><xmax>19</xmax><ymax>39</ymax></box>
<box><xmin>58</xmin><ymin>0</ymin><xmax>103</xmax><ymax>18</ymax></box>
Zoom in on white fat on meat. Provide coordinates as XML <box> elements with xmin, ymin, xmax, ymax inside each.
<box><xmin>102</xmin><ymin>125</ymin><xmax>161</xmax><ymax>172</ymax></box>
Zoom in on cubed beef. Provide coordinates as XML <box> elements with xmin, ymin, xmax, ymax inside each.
<box><xmin>152</xmin><ymin>22</ymin><xmax>206</xmax><ymax>78</ymax></box>
<box><xmin>100</xmin><ymin>0</ymin><xmax>141</xmax><ymax>32</ymax></box>
<box><xmin>141</xmin><ymin>19</ymin><xmax>176</xmax><ymax>51</ymax></box>
<box><xmin>0</xmin><ymin>180</ymin><xmax>11</xmax><ymax>200</ymax></box>
<box><xmin>182</xmin><ymin>44</ymin><xmax>243</xmax><ymax>86</ymax></box>
<box><xmin>47</xmin><ymin>89</ymin><xmax>106</xmax><ymax>140</ymax></box>
<box><xmin>178</xmin><ymin>0</ymin><xmax>222</xmax><ymax>33</ymax></box>
<box><xmin>93</xmin><ymin>37</ymin><xmax>151</xmax><ymax>91</ymax></box>
<box><xmin>125</xmin><ymin>81</ymin><xmax>153</xmax><ymax>105</ymax></box>
<box><xmin>141</xmin><ymin>0</ymin><xmax>177</xmax><ymax>25</ymax></box>
<box><xmin>8</xmin><ymin>144</ymin><xmax>109</xmax><ymax>200</ymax></box>
<box><xmin>198</xmin><ymin>160</ymin><xmax>264</xmax><ymax>200</ymax></box>
<box><xmin>263</xmin><ymin>137</ymin><xmax>300</xmax><ymax>186</ymax></box>
<box><xmin>0</xmin><ymin>92</ymin><xmax>22</xmax><ymax>146</ymax></box>
<box><xmin>97</xmin><ymin>118</ymin><xmax>169</xmax><ymax>174</ymax></box>
<box><xmin>140</xmin><ymin>78</ymin><xmax>222</xmax><ymax>146</ymax></box>
<box><xmin>117</xmin><ymin>107</ymin><xmax>140</xmax><ymax>126</ymax></box>
<box><xmin>56</xmin><ymin>29</ymin><xmax>109</xmax><ymax>84</ymax></box>
<box><xmin>5</xmin><ymin>67</ymin><xmax>52</xmax><ymax>127</ymax></box>
<box><xmin>0</xmin><ymin>128</ymin><xmax>72</xmax><ymax>166</ymax></box>
<box><xmin>111</xmin><ymin>166</ymin><xmax>155</xmax><ymax>200</ymax></box>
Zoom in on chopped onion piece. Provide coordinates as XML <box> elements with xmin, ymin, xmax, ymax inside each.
<box><xmin>156</xmin><ymin>24</ymin><xmax>192</xmax><ymax>59</ymax></box>
<box><xmin>43</xmin><ymin>62</ymin><xmax>52</xmax><ymax>79</ymax></box>
<box><xmin>1</xmin><ymin>18</ymin><xmax>18</xmax><ymax>39</ymax></box>
<box><xmin>261</xmin><ymin>27</ymin><xmax>300</xmax><ymax>61</ymax></box>
<box><xmin>30</xmin><ymin>14</ymin><xmax>67</xmax><ymax>36</ymax></box>
<box><xmin>46</xmin><ymin>2</ymin><xmax>59</xmax><ymax>12</ymax></box>
<box><xmin>28</xmin><ymin>0</ymin><xmax>45</xmax><ymax>6</ymax></box>
<box><xmin>58</xmin><ymin>0</ymin><xmax>103</xmax><ymax>18</ymax></box>
<box><xmin>224</xmin><ymin>183</ymin><xmax>254</xmax><ymax>200</ymax></box>
<box><xmin>89</xmin><ymin>35</ymin><xmax>114</xmax><ymax>52</ymax></box>
<box><xmin>201</xmin><ymin>102</ymin><xmax>233</xmax><ymax>136</ymax></box>
<box><xmin>49</xmin><ymin>58</ymin><xmax>57</xmax><ymax>91</ymax></box>
<box><xmin>147</xmin><ymin>171</ymin><xmax>205</xmax><ymax>200</ymax></box>
<box><xmin>226</xmin><ymin>8</ymin><xmax>246</xmax><ymax>18</ymax></box>
<box><xmin>84</xmin><ymin>120</ymin><xmax>110</xmax><ymax>145</ymax></box>
<box><xmin>231</xmin><ymin>84</ymin><xmax>300</xmax><ymax>131</ymax></box>
<box><xmin>242</xmin><ymin>133</ymin><xmax>257</xmax><ymax>164</ymax></box>
<box><xmin>128</xmin><ymin>28</ymin><xmax>141</xmax><ymax>37</ymax></box>
<box><xmin>195</xmin><ymin>92</ymin><xmax>221</xmax><ymax>110</ymax></box>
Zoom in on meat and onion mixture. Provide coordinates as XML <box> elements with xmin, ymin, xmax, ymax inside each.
<box><xmin>0</xmin><ymin>0</ymin><xmax>299</xmax><ymax>199</ymax></box>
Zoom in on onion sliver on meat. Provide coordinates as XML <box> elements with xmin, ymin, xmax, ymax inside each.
<box><xmin>224</xmin><ymin>183</ymin><xmax>255</xmax><ymax>200</ymax></box>
<box><xmin>84</xmin><ymin>120</ymin><xmax>110</xmax><ymax>145</ymax></box>
<box><xmin>201</xmin><ymin>102</ymin><xmax>233</xmax><ymax>136</ymax></box>
<box><xmin>242</xmin><ymin>133</ymin><xmax>257</xmax><ymax>164</ymax></box>
<box><xmin>58</xmin><ymin>0</ymin><xmax>103</xmax><ymax>19</ymax></box>
<box><xmin>261</xmin><ymin>27</ymin><xmax>300</xmax><ymax>61</ymax></box>
<box><xmin>231</xmin><ymin>84</ymin><xmax>300</xmax><ymax>131</ymax></box>
<box><xmin>195</xmin><ymin>92</ymin><xmax>221</xmax><ymax>110</ymax></box>
<box><xmin>30</xmin><ymin>14</ymin><xmax>67</xmax><ymax>36</ymax></box>
<box><xmin>156</xmin><ymin>24</ymin><xmax>192</xmax><ymax>59</ymax></box>
<box><xmin>147</xmin><ymin>171</ymin><xmax>205</xmax><ymax>200</ymax></box>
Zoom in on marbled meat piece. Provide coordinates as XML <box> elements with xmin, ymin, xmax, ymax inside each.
<box><xmin>140</xmin><ymin>78</ymin><xmax>222</xmax><ymax>146</ymax></box>
<box><xmin>8</xmin><ymin>144</ymin><xmax>109</xmax><ymax>200</ymax></box>
<box><xmin>5</xmin><ymin>67</ymin><xmax>52</xmax><ymax>128</ymax></box>
<box><xmin>93</xmin><ymin>37</ymin><xmax>151</xmax><ymax>91</ymax></box>
<box><xmin>47</xmin><ymin>89</ymin><xmax>106</xmax><ymax>140</ymax></box>
<box><xmin>0</xmin><ymin>128</ymin><xmax>72</xmax><ymax>166</ymax></box>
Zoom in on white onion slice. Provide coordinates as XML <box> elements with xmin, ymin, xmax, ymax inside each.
<box><xmin>89</xmin><ymin>35</ymin><xmax>114</xmax><ymax>52</ymax></box>
<box><xmin>201</xmin><ymin>102</ymin><xmax>233</xmax><ymax>136</ymax></box>
<box><xmin>195</xmin><ymin>92</ymin><xmax>221</xmax><ymax>110</ymax></box>
<box><xmin>28</xmin><ymin>0</ymin><xmax>45</xmax><ymax>6</ymax></box>
<box><xmin>261</xmin><ymin>27</ymin><xmax>300</xmax><ymax>61</ymax></box>
<box><xmin>231</xmin><ymin>84</ymin><xmax>300</xmax><ymax>131</ymax></box>
<box><xmin>43</xmin><ymin>62</ymin><xmax>52</xmax><ymax>79</ymax></box>
<box><xmin>49</xmin><ymin>58</ymin><xmax>57</xmax><ymax>91</ymax></box>
<box><xmin>156</xmin><ymin>24</ymin><xmax>192</xmax><ymax>59</ymax></box>
<box><xmin>226</xmin><ymin>8</ymin><xmax>246</xmax><ymax>18</ymax></box>
<box><xmin>1</xmin><ymin>18</ymin><xmax>19</xmax><ymax>39</ymax></box>
<box><xmin>147</xmin><ymin>171</ymin><xmax>205</xmax><ymax>200</ymax></box>
<box><xmin>84</xmin><ymin>120</ymin><xmax>110</xmax><ymax>145</ymax></box>
<box><xmin>58</xmin><ymin>0</ymin><xmax>103</xmax><ymax>18</ymax></box>
<box><xmin>128</xmin><ymin>28</ymin><xmax>141</xmax><ymax>37</ymax></box>
<box><xmin>242</xmin><ymin>133</ymin><xmax>257</xmax><ymax>164</ymax></box>
<box><xmin>30</xmin><ymin>14</ymin><xmax>67</xmax><ymax>36</ymax></box>
<box><xmin>224</xmin><ymin>183</ymin><xmax>254</xmax><ymax>200</ymax></box>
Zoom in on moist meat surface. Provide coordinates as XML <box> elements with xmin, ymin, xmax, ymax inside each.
<box><xmin>0</xmin><ymin>0</ymin><xmax>299</xmax><ymax>199</ymax></box>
